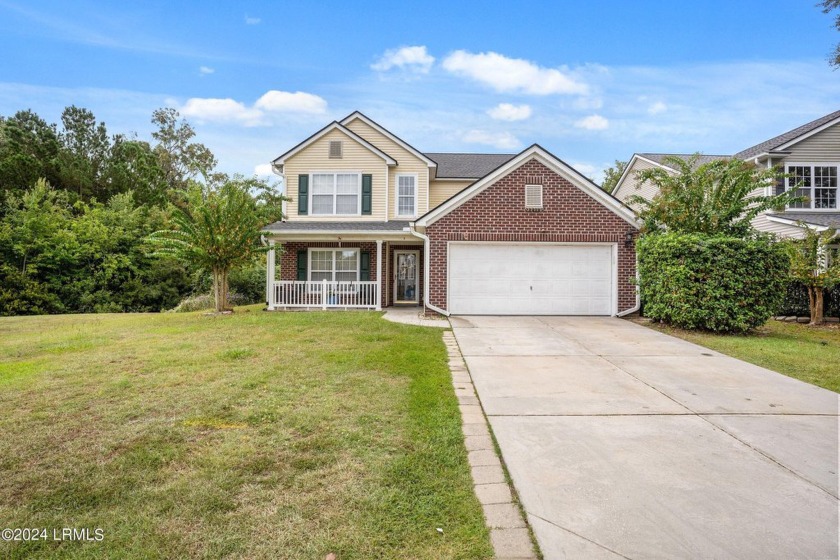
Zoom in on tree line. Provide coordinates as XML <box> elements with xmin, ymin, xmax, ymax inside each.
<box><xmin>0</xmin><ymin>106</ymin><xmax>282</xmax><ymax>315</ymax></box>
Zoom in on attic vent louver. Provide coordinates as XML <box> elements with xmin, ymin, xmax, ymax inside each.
<box><xmin>329</xmin><ymin>141</ymin><xmax>343</xmax><ymax>159</ymax></box>
<box><xmin>525</xmin><ymin>184</ymin><xmax>543</xmax><ymax>209</ymax></box>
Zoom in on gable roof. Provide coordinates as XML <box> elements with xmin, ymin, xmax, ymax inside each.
<box><xmin>424</xmin><ymin>152</ymin><xmax>516</xmax><ymax>179</ymax></box>
<box><xmin>735</xmin><ymin>109</ymin><xmax>840</xmax><ymax>160</ymax></box>
<box><xmin>415</xmin><ymin>144</ymin><xmax>639</xmax><ymax>228</ymax></box>
<box><xmin>339</xmin><ymin>111</ymin><xmax>437</xmax><ymax>167</ymax></box>
<box><xmin>637</xmin><ymin>153</ymin><xmax>731</xmax><ymax>168</ymax></box>
<box><xmin>611</xmin><ymin>153</ymin><xmax>730</xmax><ymax>194</ymax></box>
<box><xmin>271</xmin><ymin>121</ymin><xmax>397</xmax><ymax>168</ymax></box>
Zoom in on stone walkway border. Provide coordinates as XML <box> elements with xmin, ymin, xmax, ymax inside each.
<box><xmin>442</xmin><ymin>330</ymin><xmax>539</xmax><ymax>560</ymax></box>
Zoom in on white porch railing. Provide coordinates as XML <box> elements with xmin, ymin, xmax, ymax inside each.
<box><xmin>271</xmin><ymin>280</ymin><xmax>379</xmax><ymax>310</ymax></box>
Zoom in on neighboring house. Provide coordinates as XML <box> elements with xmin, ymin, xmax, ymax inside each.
<box><xmin>612</xmin><ymin>110</ymin><xmax>840</xmax><ymax>238</ymax></box>
<box><xmin>262</xmin><ymin>111</ymin><xmax>640</xmax><ymax>316</ymax></box>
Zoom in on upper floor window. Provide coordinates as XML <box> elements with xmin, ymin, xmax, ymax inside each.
<box><xmin>787</xmin><ymin>164</ymin><xmax>838</xmax><ymax>210</ymax></box>
<box><xmin>396</xmin><ymin>174</ymin><xmax>417</xmax><ymax>217</ymax></box>
<box><xmin>311</xmin><ymin>173</ymin><xmax>360</xmax><ymax>215</ymax></box>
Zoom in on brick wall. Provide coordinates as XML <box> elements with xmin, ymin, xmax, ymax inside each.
<box><xmin>425</xmin><ymin>158</ymin><xmax>638</xmax><ymax>314</ymax></box>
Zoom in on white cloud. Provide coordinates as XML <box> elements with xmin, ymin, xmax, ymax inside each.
<box><xmin>179</xmin><ymin>90</ymin><xmax>327</xmax><ymax>126</ymax></box>
<box><xmin>442</xmin><ymin>50</ymin><xmax>588</xmax><ymax>95</ymax></box>
<box><xmin>648</xmin><ymin>101</ymin><xmax>668</xmax><ymax>115</ymax></box>
<box><xmin>254</xmin><ymin>163</ymin><xmax>273</xmax><ymax>177</ymax></box>
<box><xmin>487</xmin><ymin>103</ymin><xmax>532</xmax><ymax>121</ymax></box>
<box><xmin>463</xmin><ymin>130</ymin><xmax>521</xmax><ymax>150</ymax></box>
<box><xmin>574</xmin><ymin>114</ymin><xmax>609</xmax><ymax>131</ymax></box>
<box><xmin>371</xmin><ymin>45</ymin><xmax>435</xmax><ymax>74</ymax></box>
<box><xmin>181</xmin><ymin>97</ymin><xmax>264</xmax><ymax>126</ymax></box>
<box><xmin>255</xmin><ymin>90</ymin><xmax>327</xmax><ymax>114</ymax></box>
<box><xmin>199</xmin><ymin>66</ymin><xmax>215</xmax><ymax>75</ymax></box>
<box><xmin>245</xmin><ymin>16</ymin><xmax>261</xmax><ymax>25</ymax></box>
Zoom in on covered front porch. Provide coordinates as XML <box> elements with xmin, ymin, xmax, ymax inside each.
<box><xmin>263</xmin><ymin>221</ymin><xmax>424</xmax><ymax>311</ymax></box>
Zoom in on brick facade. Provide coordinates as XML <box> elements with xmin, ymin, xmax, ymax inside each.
<box><xmin>425</xmin><ymin>158</ymin><xmax>638</xmax><ymax>314</ymax></box>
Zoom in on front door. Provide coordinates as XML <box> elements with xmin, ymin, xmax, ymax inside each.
<box><xmin>394</xmin><ymin>251</ymin><xmax>419</xmax><ymax>304</ymax></box>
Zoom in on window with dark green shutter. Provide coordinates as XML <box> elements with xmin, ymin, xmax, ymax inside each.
<box><xmin>361</xmin><ymin>174</ymin><xmax>372</xmax><ymax>215</ymax></box>
<box><xmin>298</xmin><ymin>175</ymin><xmax>309</xmax><ymax>215</ymax></box>
<box><xmin>360</xmin><ymin>251</ymin><xmax>370</xmax><ymax>281</ymax></box>
<box><xmin>296</xmin><ymin>250</ymin><xmax>307</xmax><ymax>280</ymax></box>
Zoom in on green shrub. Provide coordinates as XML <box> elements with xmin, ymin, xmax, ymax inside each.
<box><xmin>171</xmin><ymin>292</ymin><xmax>251</xmax><ymax>313</ymax></box>
<box><xmin>638</xmin><ymin>233</ymin><xmax>789</xmax><ymax>333</ymax></box>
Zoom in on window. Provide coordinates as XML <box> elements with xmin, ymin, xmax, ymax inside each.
<box><xmin>329</xmin><ymin>141</ymin><xmax>342</xmax><ymax>159</ymax></box>
<box><xmin>396</xmin><ymin>174</ymin><xmax>416</xmax><ymax>216</ymax></box>
<box><xmin>310</xmin><ymin>173</ymin><xmax>360</xmax><ymax>215</ymax></box>
<box><xmin>309</xmin><ymin>249</ymin><xmax>359</xmax><ymax>284</ymax></box>
<box><xmin>786</xmin><ymin>164</ymin><xmax>838</xmax><ymax>209</ymax></box>
<box><xmin>525</xmin><ymin>184</ymin><xmax>543</xmax><ymax>209</ymax></box>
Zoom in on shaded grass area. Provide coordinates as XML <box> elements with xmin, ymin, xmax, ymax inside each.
<box><xmin>638</xmin><ymin>318</ymin><xmax>840</xmax><ymax>393</ymax></box>
<box><xmin>0</xmin><ymin>307</ymin><xmax>491</xmax><ymax>559</ymax></box>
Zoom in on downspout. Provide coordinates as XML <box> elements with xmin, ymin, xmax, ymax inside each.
<box><xmin>271</xmin><ymin>162</ymin><xmax>287</xmax><ymax>220</ymax></box>
<box><xmin>409</xmin><ymin>225</ymin><xmax>450</xmax><ymax>317</ymax></box>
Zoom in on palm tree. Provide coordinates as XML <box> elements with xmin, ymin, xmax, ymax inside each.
<box><xmin>149</xmin><ymin>177</ymin><xmax>281</xmax><ymax>312</ymax></box>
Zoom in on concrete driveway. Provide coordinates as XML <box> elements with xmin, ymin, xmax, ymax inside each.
<box><xmin>450</xmin><ymin>316</ymin><xmax>839</xmax><ymax>560</ymax></box>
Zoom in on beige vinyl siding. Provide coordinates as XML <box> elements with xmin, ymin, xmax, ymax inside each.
<box><xmin>782</xmin><ymin>122</ymin><xmax>840</xmax><ymax>162</ymax></box>
<box><xmin>613</xmin><ymin>157</ymin><xmax>663</xmax><ymax>208</ymax></box>
<box><xmin>429</xmin><ymin>179</ymin><xmax>473</xmax><ymax>209</ymax></box>
<box><xmin>751</xmin><ymin>214</ymin><xmax>807</xmax><ymax>239</ymax></box>
<box><xmin>283</xmin><ymin>129</ymin><xmax>387</xmax><ymax>221</ymax></box>
<box><xmin>344</xmin><ymin>118</ymin><xmax>431</xmax><ymax>219</ymax></box>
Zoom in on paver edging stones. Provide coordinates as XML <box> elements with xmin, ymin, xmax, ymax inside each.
<box><xmin>442</xmin><ymin>330</ymin><xmax>539</xmax><ymax>560</ymax></box>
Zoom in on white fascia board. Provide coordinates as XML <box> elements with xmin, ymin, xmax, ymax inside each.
<box><xmin>272</xmin><ymin>122</ymin><xmax>397</xmax><ymax>166</ymax></box>
<box><xmin>339</xmin><ymin>112</ymin><xmax>437</xmax><ymax>168</ymax></box>
<box><xmin>774</xmin><ymin>116</ymin><xmax>840</xmax><ymax>152</ymax></box>
<box><xmin>416</xmin><ymin>145</ymin><xmax>640</xmax><ymax>229</ymax></box>
<box><xmin>765</xmin><ymin>214</ymin><xmax>829</xmax><ymax>232</ymax></box>
<box><xmin>635</xmin><ymin>154</ymin><xmax>678</xmax><ymax>172</ymax></box>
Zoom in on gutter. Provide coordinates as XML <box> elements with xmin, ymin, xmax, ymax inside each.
<box><xmin>409</xmin><ymin>226</ymin><xmax>451</xmax><ymax>317</ymax></box>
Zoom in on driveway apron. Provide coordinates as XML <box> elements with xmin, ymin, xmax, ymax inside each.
<box><xmin>450</xmin><ymin>316</ymin><xmax>839</xmax><ymax>560</ymax></box>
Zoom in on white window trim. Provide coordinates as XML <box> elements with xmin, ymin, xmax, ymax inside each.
<box><xmin>785</xmin><ymin>162</ymin><xmax>840</xmax><ymax>212</ymax></box>
<box><xmin>309</xmin><ymin>171</ymin><xmax>362</xmax><ymax>216</ymax></box>
<box><xmin>307</xmin><ymin>248</ymin><xmax>361</xmax><ymax>291</ymax></box>
<box><xmin>524</xmin><ymin>184</ymin><xmax>543</xmax><ymax>209</ymax></box>
<box><xmin>395</xmin><ymin>173</ymin><xmax>418</xmax><ymax>218</ymax></box>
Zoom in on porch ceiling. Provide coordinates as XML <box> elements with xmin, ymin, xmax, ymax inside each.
<box><xmin>263</xmin><ymin>220</ymin><xmax>421</xmax><ymax>242</ymax></box>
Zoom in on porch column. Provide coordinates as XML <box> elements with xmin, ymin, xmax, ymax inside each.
<box><xmin>266</xmin><ymin>240</ymin><xmax>275</xmax><ymax>309</ymax></box>
<box><xmin>376</xmin><ymin>239</ymin><xmax>383</xmax><ymax>311</ymax></box>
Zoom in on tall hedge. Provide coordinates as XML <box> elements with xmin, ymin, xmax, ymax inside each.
<box><xmin>638</xmin><ymin>233</ymin><xmax>789</xmax><ymax>333</ymax></box>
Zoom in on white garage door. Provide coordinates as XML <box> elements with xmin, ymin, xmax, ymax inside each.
<box><xmin>448</xmin><ymin>243</ymin><xmax>614</xmax><ymax>315</ymax></box>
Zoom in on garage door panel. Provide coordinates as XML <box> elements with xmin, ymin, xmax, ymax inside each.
<box><xmin>449</xmin><ymin>244</ymin><xmax>614</xmax><ymax>316</ymax></box>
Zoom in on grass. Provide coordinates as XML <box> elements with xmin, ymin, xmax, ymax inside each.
<box><xmin>638</xmin><ymin>318</ymin><xmax>840</xmax><ymax>393</ymax></box>
<box><xmin>0</xmin><ymin>306</ymin><xmax>492</xmax><ymax>559</ymax></box>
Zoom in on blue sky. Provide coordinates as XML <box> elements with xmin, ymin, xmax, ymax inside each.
<box><xmin>1</xmin><ymin>0</ymin><xmax>838</xmax><ymax>183</ymax></box>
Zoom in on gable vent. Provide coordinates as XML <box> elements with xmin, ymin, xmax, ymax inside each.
<box><xmin>525</xmin><ymin>184</ymin><xmax>543</xmax><ymax>209</ymax></box>
<box><xmin>328</xmin><ymin>140</ymin><xmax>343</xmax><ymax>159</ymax></box>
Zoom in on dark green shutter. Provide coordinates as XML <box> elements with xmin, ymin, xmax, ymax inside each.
<box><xmin>360</xmin><ymin>251</ymin><xmax>370</xmax><ymax>281</ymax></box>
<box><xmin>361</xmin><ymin>174</ymin><xmax>372</xmax><ymax>215</ymax></box>
<box><xmin>296</xmin><ymin>250</ymin><xmax>307</xmax><ymax>280</ymax></box>
<box><xmin>298</xmin><ymin>175</ymin><xmax>309</xmax><ymax>215</ymax></box>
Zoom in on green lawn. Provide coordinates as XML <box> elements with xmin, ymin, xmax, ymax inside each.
<box><xmin>638</xmin><ymin>319</ymin><xmax>840</xmax><ymax>393</ymax></box>
<box><xmin>0</xmin><ymin>307</ymin><xmax>492</xmax><ymax>559</ymax></box>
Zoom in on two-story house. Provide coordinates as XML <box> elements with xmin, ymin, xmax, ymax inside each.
<box><xmin>612</xmin><ymin>110</ymin><xmax>840</xmax><ymax>238</ymax></box>
<box><xmin>263</xmin><ymin>112</ymin><xmax>640</xmax><ymax>316</ymax></box>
